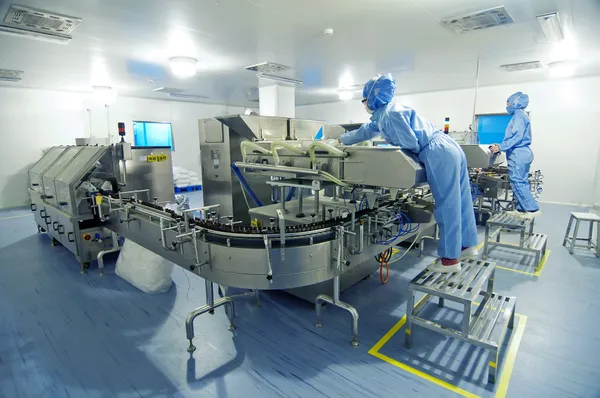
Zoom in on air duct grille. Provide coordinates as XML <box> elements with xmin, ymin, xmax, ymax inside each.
<box><xmin>442</xmin><ymin>6</ymin><xmax>514</xmax><ymax>34</ymax></box>
<box><xmin>0</xmin><ymin>68</ymin><xmax>23</xmax><ymax>82</ymax></box>
<box><xmin>3</xmin><ymin>4</ymin><xmax>81</xmax><ymax>33</ymax></box>
<box><xmin>500</xmin><ymin>61</ymin><xmax>544</xmax><ymax>72</ymax></box>
<box><xmin>245</xmin><ymin>62</ymin><xmax>291</xmax><ymax>73</ymax></box>
<box><xmin>152</xmin><ymin>87</ymin><xmax>184</xmax><ymax>94</ymax></box>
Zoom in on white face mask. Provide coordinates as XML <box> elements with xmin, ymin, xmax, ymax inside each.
<box><xmin>364</xmin><ymin>101</ymin><xmax>373</xmax><ymax>115</ymax></box>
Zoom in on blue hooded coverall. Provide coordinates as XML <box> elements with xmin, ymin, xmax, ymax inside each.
<box><xmin>340</xmin><ymin>74</ymin><xmax>478</xmax><ymax>260</ymax></box>
<box><xmin>500</xmin><ymin>92</ymin><xmax>539</xmax><ymax>212</ymax></box>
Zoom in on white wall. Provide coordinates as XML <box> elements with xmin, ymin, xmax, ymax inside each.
<box><xmin>0</xmin><ymin>86</ymin><xmax>246</xmax><ymax>208</ymax></box>
<box><xmin>297</xmin><ymin>76</ymin><xmax>600</xmax><ymax>206</ymax></box>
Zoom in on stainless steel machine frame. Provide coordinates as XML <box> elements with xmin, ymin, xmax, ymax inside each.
<box><xmin>30</xmin><ymin>115</ymin><xmax>510</xmax><ymax>365</ymax></box>
<box><xmin>27</xmin><ymin>136</ymin><xmax>175</xmax><ymax>273</ymax></box>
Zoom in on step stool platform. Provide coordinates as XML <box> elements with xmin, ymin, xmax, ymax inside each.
<box><xmin>484</xmin><ymin>211</ymin><xmax>547</xmax><ymax>267</ymax></box>
<box><xmin>406</xmin><ymin>258</ymin><xmax>515</xmax><ymax>383</ymax></box>
<box><xmin>409</xmin><ymin>258</ymin><xmax>495</xmax><ymax>304</ymax></box>
<box><xmin>563</xmin><ymin>212</ymin><xmax>600</xmax><ymax>257</ymax></box>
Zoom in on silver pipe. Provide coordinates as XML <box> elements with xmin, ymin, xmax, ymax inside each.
<box><xmin>205</xmin><ymin>279</ymin><xmax>215</xmax><ymax>307</ymax></box>
<box><xmin>280</xmin><ymin>187</ymin><xmax>286</xmax><ymax>212</ymax></box>
<box><xmin>120</xmin><ymin>159</ymin><xmax>128</xmax><ymax>186</ymax></box>
<box><xmin>358</xmin><ymin>224</ymin><xmax>364</xmax><ymax>253</ymax></box>
<box><xmin>298</xmin><ymin>189</ymin><xmax>303</xmax><ymax>214</ymax></box>
<box><xmin>333</xmin><ymin>276</ymin><xmax>340</xmax><ymax>305</ymax></box>
<box><xmin>235</xmin><ymin>162</ymin><xmax>320</xmax><ymax>176</ymax></box>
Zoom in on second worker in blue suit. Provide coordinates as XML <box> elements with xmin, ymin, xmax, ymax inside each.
<box><xmin>339</xmin><ymin>73</ymin><xmax>478</xmax><ymax>273</ymax></box>
<box><xmin>490</xmin><ymin>92</ymin><xmax>540</xmax><ymax>218</ymax></box>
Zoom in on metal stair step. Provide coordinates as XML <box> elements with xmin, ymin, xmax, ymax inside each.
<box><xmin>469</xmin><ymin>294</ymin><xmax>516</xmax><ymax>346</ymax></box>
<box><xmin>410</xmin><ymin>259</ymin><xmax>495</xmax><ymax>303</ymax></box>
<box><xmin>526</xmin><ymin>233</ymin><xmax>547</xmax><ymax>251</ymax></box>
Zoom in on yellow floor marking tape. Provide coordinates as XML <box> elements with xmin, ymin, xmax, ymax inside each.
<box><xmin>369</xmin><ymin>295</ymin><xmax>527</xmax><ymax>398</ymax></box>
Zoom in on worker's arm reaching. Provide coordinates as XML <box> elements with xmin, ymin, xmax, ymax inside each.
<box><xmin>499</xmin><ymin>114</ymin><xmax>527</xmax><ymax>152</ymax></box>
<box><xmin>339</xmin><ymin>121</ymin><xmax>380</xmax><ymax>145</ymax></box>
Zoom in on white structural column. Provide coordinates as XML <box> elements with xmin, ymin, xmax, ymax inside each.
<box><xmin>259</xmin><ymin>83</ymin><xmax>295</xmax><ymax>118</ymax></box>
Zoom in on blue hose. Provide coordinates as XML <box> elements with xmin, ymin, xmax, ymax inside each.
<box><xmin>231</xmin><ymin>163</ymin><xmax>264</xmax><ymax>207</ymax></box>
<box><xmin>285</xmin><ymin>187</ymin><xmax>296</xmax><ymax>202</ymax></box>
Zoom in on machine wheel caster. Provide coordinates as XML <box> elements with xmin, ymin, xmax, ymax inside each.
<box><xmin>83</xmin><ymin>263</ymin><xmax>90</xmax><ymax>269</ymax></box>
<box><xmin>315</xmin><ymin>322</ymin><xmax>323</xmax><ymax>328</ymax></box>
<box><xmin>37</xmin><ymin>225</ymin><xmax>42</xmax><ymax>233</ymax></box>
<box><xmin>350</xmin><ymin>337</ymin><xmax>359</xmax><ymax>347</ymax></box>
<box><xmin>187</xmin><ymin>340</ymin><xmax>196</xmax><ymax>353</ymax></box>
<box><xmin>228</xmin><ymin>324</ymin><xmax>236</xmax><ymax>331</ymax></box>
<box><xmin>51</xmin><ymin>238</ymin><xmax>59</xmax><ymax>247</ymax></box>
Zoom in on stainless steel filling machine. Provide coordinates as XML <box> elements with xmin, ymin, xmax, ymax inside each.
<box><xmin>27</xmin><ymin>116</ymin><xmax>502</xmax><ymax>352</ymax></box>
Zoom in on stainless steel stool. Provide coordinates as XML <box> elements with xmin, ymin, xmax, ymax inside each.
<box><xmin>563</xmin><ymin>212</ymin><xmax>600</xmax><ymax>256</ymax></box>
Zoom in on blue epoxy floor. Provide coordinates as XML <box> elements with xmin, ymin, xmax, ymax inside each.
<box><xmin>1</xmin><ymin>198</ymin><xmax>600</xmax><ymax>398</ymax></box>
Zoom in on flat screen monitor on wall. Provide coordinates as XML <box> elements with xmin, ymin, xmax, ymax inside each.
<box><xmin>133</xmin><ymin>121</ymin><xmax>173</xmax><ymax>149</ymax></box>
<box><xmin>476</xmin><ymin>114</ymin><xmax>512</xmax><ymax>145</ymax></box>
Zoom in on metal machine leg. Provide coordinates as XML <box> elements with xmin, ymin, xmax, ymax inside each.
<box><xmin>519</xmin><ymin>229</ymin><xmax>525</xmax><ymax>248</ymax></box>
<box><xmin>97</xmin><ymin>232</ymin><xmax>121</xmax><ymax>276</ymax></box>
<box><xmin>588</xmin><ymin>221</ymin><xmax>594</xmax><ymax>250</ymax></box>
<box><xmin>254</xmin><ymin>290</ymin><xmax>261</xmax><ymax>307</ymax></box>
<box><xmin>570</xmin><ymin>220</ymin><xmax>580</xmax><ymax>255</ymax></box>
<box><xmin>483</xmin><ymin>224</ymin><xmax>490</xmax><ymax>260</ymax></box>
<box><xmin>563</xmin><ymin>215</ymin><xmax>574</xmax><ymax>246</ymax></box>
<box><xmin>186</xmin><ymin>279</ymin><xmax>235</xmax><ymax>353</ymax></box>
<box><xmin>596</xmin><ymin>222</ymin><xmax>600</xmax><ymax>258</ymax></box>
<box><xmin>462</xmin><ymin>302</ymin><xmax>472</xmax><ymax>336</ymax></box>
<box><xmin>404</xmin><ymin>290</ymin><xmax>415</xmax><ymax>349</ymax></box>
<box><xmin>315</xmin><ymin>276</ymin><xmax>359</xmax><ymax>347</ymax></box>
<box><xmin>496</xmin><ymin>229</ymin><xmax>502</xmax><ymax>243</ymax></box>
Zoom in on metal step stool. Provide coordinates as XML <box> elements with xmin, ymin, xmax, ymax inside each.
<box><xmin>483</xmin><ymin>212</ymin><xmax>548</xmax><ymax>267</ymax></box>
<box><xmin>563</xmin><ymin>212</ymin><xmax>600</xmax><ymax>257</ymax></box>
<box><xmin>405</xmin><ymin>259</ymin><xmax>516</xmax><ymax>383</ymax></box>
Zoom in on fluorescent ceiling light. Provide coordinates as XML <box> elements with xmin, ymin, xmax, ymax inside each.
<box><xmin>548</xmin><ymin>61</ymin><xmax>575</xmax><ymax>79</ymax></box>
<box><xmin>257</xmin><ymin>73</ymin><xmax>303</xmax><ymax>85</ymax></box>
<box><xmin>552</xmin><ymin>38</ymin><xmax>578</xmax><ymax>61</ymax></box>
<box><xmin>537</xmin><ymin>12</ymin><xmax>564</xmax><ymax>43</ymax></box>
<box><xmin>338</xmin><ymin>90</ymin><xmax>353</xmax><ymax>101</ymax></box>
<box><xmin>169</xmin><ymin>57</ymin><xmax>198</xmax><ymax>78</ymax></box>
<box><xmin>92</xmin><ymin>86</ymin><xmax>118</xmax><ymax>104</ymax></box>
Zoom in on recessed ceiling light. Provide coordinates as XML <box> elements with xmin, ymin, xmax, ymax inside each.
<box><xmin>537</xmin><ymin>12</ymin><xmax>564</xmax><ymax>43</ymax></box>
<box><xmin>169</xmin><ymin>57</ymin><xmax>198</xmax><ymax>78</ymax></box>
<box><xmin>548</xmin><ymin>61</ymin><xmax>576</xmax><ymax>79</ymax></box>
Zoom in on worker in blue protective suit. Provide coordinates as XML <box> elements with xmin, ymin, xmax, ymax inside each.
<box><xmin>490</xmin><ymin>92</ymin><xmax>540</xmax><ymax>218</ymax></box>
<box><xmin>338</xmin><ymin>74</ymin><xmax>478</xmax><ymax>273</ymax></box>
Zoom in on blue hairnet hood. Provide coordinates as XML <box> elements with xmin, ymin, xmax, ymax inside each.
<box><xmin>363</xmin><ymin>73</ymin><xmax>396</xmax><ymax>110</ymax></box>
<box><xmin>506</xmin><ymin>92</ymin><xmax>529</xmax><ymax>115</ymax></box>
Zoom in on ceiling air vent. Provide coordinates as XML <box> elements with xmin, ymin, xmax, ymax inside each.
<box><xmin>168</xmin><ymin>93</ymin><xmax>209</xmax><ymax>101</ymax></box>
<box><xmin>152</xmin><ymin>87</ymin><xmax>184</xmax><ymax>94</ymax></box>
<box><xmin>0</xmin><ymin>4</ymin><xmax>81</xmax><ymax>43</ymax></box>
<box><xmin>0</xmin><ymin>68</ymin><xmax>23</xmax><ymax>82</ymax></box>
<box><xmin>245</xmin><ymin>62</ymin><xmax>291</xmax><ymax>73</ymax></box>
<box><xmin>442</xmin><ymin>6</ymin><xmax>514</xmax><ymax>34</ymax></box>
<box><xmin>500</xmin><ymin>61</ymin><xmax>544</xmax><ymax>72</ymax></box>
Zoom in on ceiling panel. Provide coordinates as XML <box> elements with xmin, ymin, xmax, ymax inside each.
<box><xmin>0</xmin><ymin>0</ymin><xmax>598</xmax><ymax>106</ymax></box>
